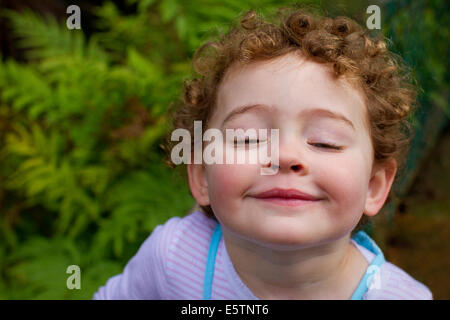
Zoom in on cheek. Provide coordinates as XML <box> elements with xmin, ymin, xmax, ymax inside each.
<box><xmin>205</xmin><ymin>163</ymin><xmax>257</xmax><ymax>209</ymax></box>
<box><xmin>315</xmin><ymin>154</ymin><xmax>369</xmax><ymax>209</ymax></box>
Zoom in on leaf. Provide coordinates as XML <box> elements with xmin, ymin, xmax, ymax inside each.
<box><xmin>126</xmin><ymin>48</ymin><xmax>162</xmax><ymax>81</ymax></box>
<box><xmin>159</xmin><ymin>0</ymin><xmax>179</xmax><ymax>23</ymax></box>
<box><xmin>175</xmin><ymin>15</ymin><xmax>188</xmax><ymax>40</ymax></box>
<box><xmin>0</xmin><ymin>218</ymin><xmax>19</xmax><ymax>249</ymax></box>
<box><xmin>0</xmin><ymin>61</ymin><xmax>53</xmax><ymax>117</ymax></box>
<box><xmin>78</xmin><ymin>166</ymin><xmax>110</xmax><ymax>196</ymax></box>
<box><xmin>135</xmin><ymin>0</ymin><xmax>157</xmax><ymax>12</ymax></box>
<box><xmin>3</xmin><ymin>8</ymin><xmax>104</xmax><ymax>61</ymax></box>
<box><xmin>58</xmin><ymin>196</ymin><xmax>76</xmax><ymax>235</ymax></box>
<box><xmin>16</xmin><ymin>157</ymin><xmax>45</xmax><ymax>173</ymax></box>
<box><xmin>68</xmin><ymin>214</ymin><xmax>90</xmax><ymax>239</ymax></box>
<box><xmin>4</xmin><ymin>236</ymin><xmax>83</xmax><ymax>299</ymax></box>
<box><xmin>27</xmin><ymin>174</ymin><xmax>53</xmax><ymax>197</ymax></box>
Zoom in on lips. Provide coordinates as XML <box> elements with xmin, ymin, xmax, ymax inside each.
<box><xmin>251</xmin><ymin>188</ymin><xmax>321</xmax><ymax>207</ymax></box>
<box><xmin>253</xmin><ymin>188</ymin><xmax>320</xmax><ymax>201</ymax></box>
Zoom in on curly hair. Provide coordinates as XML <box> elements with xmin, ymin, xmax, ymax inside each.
<box><xmin>162</xmin><ymin>4</ymin><xmax>419</xmax><ymax>228</ymax></box>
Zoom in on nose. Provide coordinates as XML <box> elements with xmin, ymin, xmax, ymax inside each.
<box><xmin>263</xmin><ymin>134</ymin><xmax>308</xmax><ymax>175</ymax></box>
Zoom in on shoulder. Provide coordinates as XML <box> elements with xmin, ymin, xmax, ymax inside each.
<box><xmin>152</xmin><ymin>210</ymin><xmax>218</xmax><ymax>299</ymax></box>
<box><xmin>174</xmin><ymin>210</ymin><xmax>218</xmax><ymax>238</ymax></box>
<box><xmin>373</xmin><ymin>261</ymin><xmax>433</xmax><ymax>300</ymax></box>
<box><xmin>92</xmin><ymin>211</ymin><xmax>217</xmax><ymax>299</ymax></box>
<box><xmin>147</xmin><ymin>210</ymin><xmax>217</xmax><ymax>246</ymax></box>
<box><xmin>166</xmin><ymin>210</ymin><xmax>218</xmax><ymax>253</ymax></box>
<box><xmin>143</xmin><ymin>210</ymin><xmax>217</xmax><ymax>261</ymax></box>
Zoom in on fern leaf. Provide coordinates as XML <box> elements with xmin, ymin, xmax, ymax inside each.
<box><xmin>3</xmin><ymin>8</ymin><xmax>104</xmax><ymax>62</ymax></box>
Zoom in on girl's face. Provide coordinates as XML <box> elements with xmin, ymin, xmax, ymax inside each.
<box><xmin>188</xmin><ymin>52</ymin><xmax>395</xmax><ymax>249</ymax></box>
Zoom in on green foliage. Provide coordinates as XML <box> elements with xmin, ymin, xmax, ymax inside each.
<box><xmin>0</xmin><ymin>1</ymin><xmax>200</xmax><ymax>299</ymax></box>
<box><xmin>383</xmin><ymin>0</ymin><xmax>449</xmax><ymax>114</ymax></box>
<box><xmin>0</xmin><ymin>0</ymin><xmax>447</xmax><ymax>299</ymax></box>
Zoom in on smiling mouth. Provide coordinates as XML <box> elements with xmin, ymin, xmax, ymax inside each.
<box><xmin>250</xmin><ymin>188</ymin><xmax>322</xmax><ymax>207</ymax></box>
<box><xmin>253</xmin><ymin>197</ymin><xmax>321</xmax><ymax>207</ymax></box>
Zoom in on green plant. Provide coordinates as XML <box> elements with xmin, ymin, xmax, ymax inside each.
<box><xmin>0</xmin><ymin>0</ymin><xmax>447</xmax><ymax>299</ymax></box>
<box><xmin>0</xmin><ymin>3</ymin><xmax>198</xmax><ymax>299</ymax></box>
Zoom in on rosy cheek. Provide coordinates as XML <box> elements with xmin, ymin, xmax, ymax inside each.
<box><xmin>206</xmin><ymin>164</ymin><xmax>254</xmax><ymax>208</ymax></box>
<box><xmin>316</xmin><ymin>156</ymin><xmax>368</xmax><ymax>208</ymax></box>
<box><xmin>208</xmin><ymin>165</ymin><xmax>235</xmax><ymax>195</ymax></box>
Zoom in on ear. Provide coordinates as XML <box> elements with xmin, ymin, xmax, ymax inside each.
<box><xmin>187</xmin><ymin>163</ymin><xmax>210</xmax><ymax>206</ymax></box>
<box><xmin>364</xmin><ymin>159</ymin><xmax>397</xmax><ymax>217</ymax></box>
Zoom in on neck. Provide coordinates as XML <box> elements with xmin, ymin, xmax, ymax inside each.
<box><xmin>222</xmin><ymin>229</ymin><xmax>360</xmax><ymax>299</ymax></box>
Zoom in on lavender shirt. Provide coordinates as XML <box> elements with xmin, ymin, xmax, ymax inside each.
<box><xmin>93</xmin><ymin>211</ymin><xmax>433</xmax><ymax>300</ymax></box>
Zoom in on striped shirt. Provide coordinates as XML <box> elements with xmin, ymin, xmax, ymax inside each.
<box><xmin>93</xmin><ymin>211</ymin><xmax>433</xmax><ymax>300</ymax></box>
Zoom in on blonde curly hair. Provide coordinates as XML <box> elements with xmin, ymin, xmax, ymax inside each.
<box><xmin>163</xmin><ymin>4</ymin><xmax>419</xmax><ymax>226</ymax></box>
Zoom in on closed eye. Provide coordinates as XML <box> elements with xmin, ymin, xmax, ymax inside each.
<box><xmin>234</xmin><ymin>137</ymin><xmax>260</xmax><ymax>145</ymax></box>
<box><xmin>309</xmin><ymin>142</ymin><xmax>343</xmax><ymax>150</ymax></box>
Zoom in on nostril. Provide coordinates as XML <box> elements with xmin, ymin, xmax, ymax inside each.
<box><xmin>291</xmin><ymin>165</ymin><xmax>300</xmax><ymax>171</ymax></box>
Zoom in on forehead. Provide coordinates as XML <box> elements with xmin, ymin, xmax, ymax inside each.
<box><xmin>214</xmin><ymin>53</ymin><xmax>368</xmax><ymax>129</ymax></box>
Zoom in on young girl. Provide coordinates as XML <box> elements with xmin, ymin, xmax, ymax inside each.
<box><xmin>93</xmin><ymin>6</ymin><xmax>432</xmax><ymax>300</ymax></box>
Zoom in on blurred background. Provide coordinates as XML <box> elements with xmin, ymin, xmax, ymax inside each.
<box><xmin>0</xmin><ymin>0</ymin><xmax>448</xmax><ymax>299</ymax></box>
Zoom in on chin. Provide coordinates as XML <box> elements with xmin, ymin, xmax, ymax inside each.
<box><xmin>257</xmin><ymin>237</ymin><xmax>316</xmax><ymax>251</ymax></box>
<box><xmin>253</xmin><ymin>228</ymin><xmax>319</xmax><ymax>250</ymax></box>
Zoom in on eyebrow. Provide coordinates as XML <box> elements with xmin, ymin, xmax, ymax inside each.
<box><xmin>221</xmin><ymin>104</ymin><xmax>273</xmax><ymax>127</ymax></box>
<box><xmin>221</xmin><ymin>104</ymin><xmax>355</xmax><ymax>130</ymax></box>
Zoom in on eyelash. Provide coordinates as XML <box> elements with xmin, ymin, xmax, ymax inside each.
<box><xmin>232</xmin><ymin>137</ymin><xmax>342</xmax><ymax>150</ymax></box>
<box><xmin>234</xmin><ymin>137</ymin><xmax>260</xmax><ymax>145</ymax></box>
<box><xmin>309</xmin><ymin>142</ymin><xmax>343</xmax><ymax>150</ymax></box>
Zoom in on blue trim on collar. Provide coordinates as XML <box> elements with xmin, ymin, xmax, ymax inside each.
<box><xmin>203</xmin><ymin>224</ymin><xmax>222</xmax><ymax>300</ymax></box>
<box><xmin>203</xmin><ymin>226</ymin><xmax>385</xmax><ymax>300</ymax></box>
